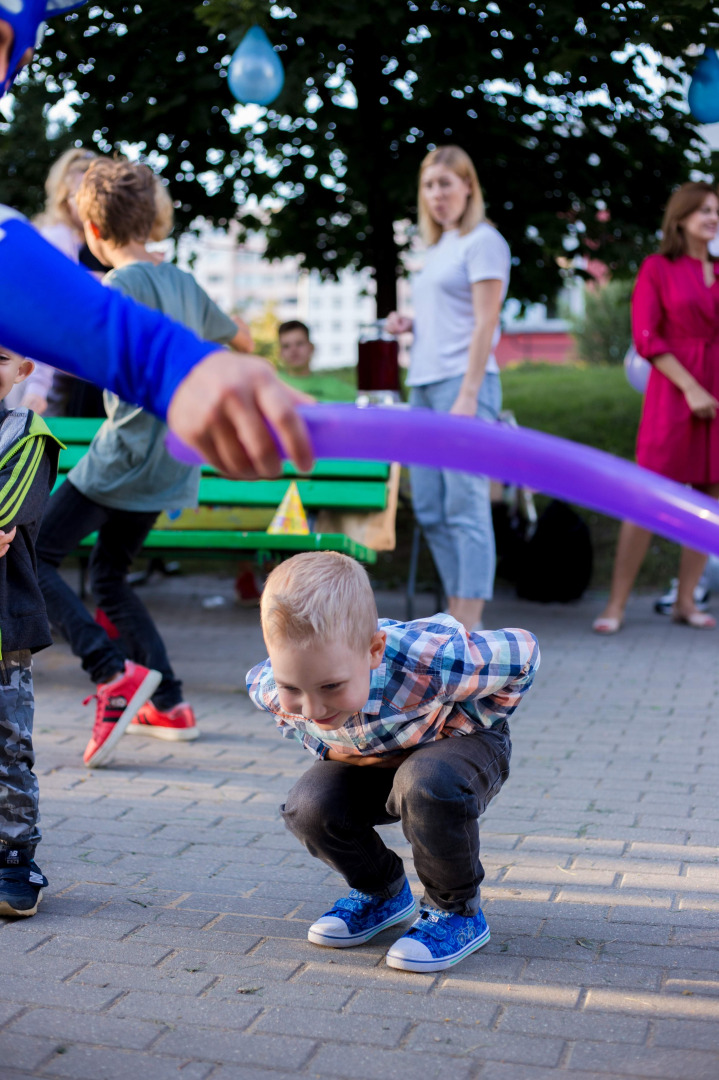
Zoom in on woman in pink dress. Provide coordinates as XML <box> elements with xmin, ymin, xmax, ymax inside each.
<box><xmin>594</xmin><ymin>182</ymin><xmax>719</xmax><ymax>633</ymax></box>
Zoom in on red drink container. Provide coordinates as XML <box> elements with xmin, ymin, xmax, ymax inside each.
<box><xmin>357</xmin><ymin>322</ymin><xmax>400</xmax><ymax>393</ymax></box>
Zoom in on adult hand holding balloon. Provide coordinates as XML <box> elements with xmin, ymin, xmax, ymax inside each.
<box><xmin>167</xmin><ymin>405</ymin><xmax>719</xmax><ymax>559</ymax></box>
<box><xmin>228</xmin><ymin>25</ymin><xmax>284</xmax><ymax>106</ymax></box>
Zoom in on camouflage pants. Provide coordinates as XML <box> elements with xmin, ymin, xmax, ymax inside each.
<box><xmin>0</xmin><ymin>651</ymin><xmax>39</xmax><ymax>851</ymax></box>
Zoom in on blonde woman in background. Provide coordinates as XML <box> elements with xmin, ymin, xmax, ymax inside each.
<box><xmin>386</xmin><ymin>146</ymin><xmax>510</xmax><ymax>632</ymax></box>
<box><xmin>7</xmin><ymin>149</ymin><xmax>98</xmax><ymax>413</ymax></box>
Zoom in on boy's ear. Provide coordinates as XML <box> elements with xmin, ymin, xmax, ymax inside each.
<box><xmin>369</xmin><ymin>629</ymin><xmax>386</xmax><ymax>669</ymax></box>
<box><xmin>88</xmin><ymin>221</ymin><xmax>102</xmax><ymax>239</ymax></box>
<box><xmin>14</xmin><ymin>360</ymin><xmax>35</xmax><ymax>386</ymax></box>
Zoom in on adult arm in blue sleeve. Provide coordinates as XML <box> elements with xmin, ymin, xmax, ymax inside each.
<box><xmin>0</xmin><ymin>210</ymin><xmax>213</xmax><ymax>420</ymax></box>
<box><xmin>0</xmin><ymin>209</ymin><xmax>313</xmax><ymax>476</ymax></box>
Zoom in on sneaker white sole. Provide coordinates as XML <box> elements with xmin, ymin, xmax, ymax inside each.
<box><xmin>386</xmin><ymin>925</ymin><xmax>490</xmax><ymax>972</ymax></box>
<box><xmin>85</xmin><ymin>668</ymin><xmax>162</xmax><ymax>768</ymax></box>
<box><xmin>0</xmin><ymin>890</ymin><xmax>42</xmax><ymax>917</ymax></box>
<box><xmin>127</xmin><ymin>724</ymin><xmax>200</xmax><ymax>742</ymax></box>
<box><xmin>308</xmin><ymin>898</ymin><xmax>417</xmax><ymax>948</ymax></box>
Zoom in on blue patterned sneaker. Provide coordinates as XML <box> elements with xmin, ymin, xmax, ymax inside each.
<box><xmin>307</xmin><ymin>878</ymin><xmax>416</xmax><ymax>947</ymax></box>
<box><xmin>385</xmin><ymin>906</ymin><xmax>490</xmax><ymax>972</ymax></box>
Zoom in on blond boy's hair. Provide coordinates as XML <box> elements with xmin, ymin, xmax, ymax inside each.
<box><xmin>261</xmin><ymin>552</ymin><xmax>378</xmax><ymax>651</ymax></box>
<box><xmin>75</xmin><ymin>158</ymin><xmax>157</xmax><ymax>246</ymax></box>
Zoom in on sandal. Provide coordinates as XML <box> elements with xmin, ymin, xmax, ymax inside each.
<box><xmin>672</xmin><ymin>610</ymin><xmax>716</xmax><ymax>630</ymax></box>
<box><xmin>592</xmin><ymin>616</ymin><xmax>622</xmax><ymax>635</ymax></box>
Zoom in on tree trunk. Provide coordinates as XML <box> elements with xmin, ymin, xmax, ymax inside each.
<box><xmin>353</xmin><ymin>27</ymin><xmax>399</xmax><ymax>318</ymax></box>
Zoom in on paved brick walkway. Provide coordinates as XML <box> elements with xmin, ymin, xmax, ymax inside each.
<box><xmin>2</xmin><ymin>572</ymin><xmax>719</xmax><ymax>1080</ymax></box>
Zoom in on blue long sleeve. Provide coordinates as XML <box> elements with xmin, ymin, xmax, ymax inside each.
<box><xmin>0</xmin><ymin>209</ymin><xmax>217</xmax><ymax>420</ymax></box>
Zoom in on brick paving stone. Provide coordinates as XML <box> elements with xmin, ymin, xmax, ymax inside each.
<box><xmin>253</xmin><ymin>1005</ymin><xmax>409</xmax><ymax>1046</ymax></box>
<box><xmin>404</xmin><ymin>1023</ymin><xmax>565</xmax><ymax>1065</ymax></box>
<box><xmin>36</xmin><ymin>1045</ymin><xmax>215</xmax><ymax>1080</ymax></box>
<box><xmin>346</xmin><ymin>987</ymin><xmax>498</xmax><ymax>1024</ymax></box>
<box><xmin>310</xmin><ymin>1043</ymin><xmax>475</xmax><ymax>1080</ymax></box>
<box><xmin>496</xmin><ymin>1003</ymin><xmax>649</xmax><ymax>1043</ymax></box>
<box><xmin>7</xmin><ymin>1007</ymin><xmax>164</xmax><ymax>1051</ymax></box>
<box><xmin>152</xmin><ymin>1029</ymin><xmax>317</xmax><ymax>1069</ymax></box>
<box><xmin>569</xmin><ymin>1043</ymin><xmax>719</xmax><ymax>1079</ymax></box>
<box><xmin>1</xmin><ymin>580</ymin><xmax>716</xmax><ymax>1080</ymax></box>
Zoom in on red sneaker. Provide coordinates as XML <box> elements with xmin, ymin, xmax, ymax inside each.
<box><xmin>129</xmin><ymin>701</ymin><xmax>199</xmax><ymax>742</ymax></box>
<box><xmin>83</xmin><ymin>661</ymin><xmax>162</xmax><ymax>768</ymax></box>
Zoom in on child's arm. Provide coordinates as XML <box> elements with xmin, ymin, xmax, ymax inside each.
<box><xmin>442</xmin><ymin>627</ymin><xmax>540</xmax><ymax>727</ymax></box>
<box><xmin>0</xmin><ymin>526</ymin><xmax>16</xmax><ymax>557</ymax></box>
<box><xmin>0</xmin><ymin>210</ymin><xmax>312</xmax><ymax>478</ymax></box>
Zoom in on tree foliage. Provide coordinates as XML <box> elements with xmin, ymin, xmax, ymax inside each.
<box><xmin>1</xmin><ymin>1</ymin><xmax>718</xmax><ymax>310</ymax></box>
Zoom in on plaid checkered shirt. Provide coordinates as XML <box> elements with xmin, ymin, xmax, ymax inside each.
<box><xmin>246</xmin><ymin>614</ymin><xmax>540</xmax><ymax>760</ymax></box>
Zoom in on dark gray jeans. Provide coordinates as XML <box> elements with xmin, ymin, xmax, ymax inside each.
<box><xmin>281</xmin><ymin>723</ymin><xmax>511</xmax><ymax>916</ymax></box>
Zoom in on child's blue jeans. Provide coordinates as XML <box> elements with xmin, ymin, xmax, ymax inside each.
<box><xmin>281</xmin><ymin>723</ymin><xmax>511</xmax><ymax>916</ymax></box>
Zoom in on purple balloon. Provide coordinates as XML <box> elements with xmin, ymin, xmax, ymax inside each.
<box><xmin>166</xmin><ymin>405</ymin><xmax>719</xmax><ymax>556</ymax></box>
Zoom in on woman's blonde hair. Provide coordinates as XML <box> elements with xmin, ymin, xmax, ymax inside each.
<box><xmin>261</xmin><ymin>552</ymin><xmax>378</xmax><ymax>652</ymax></box>
<box><xmin>34</xmin><ymin>147</ymin><xmax>98</xmax><ymax>230</ymax></box>
<box><xmin>659</xmin><ymin>181</ymin><xmax>719</xmax><ymax>261</ymax></box>
<box><xmin>418</xmin><ymin>145</ymin><xmax>485</xmax><ymax>246</ymax></box>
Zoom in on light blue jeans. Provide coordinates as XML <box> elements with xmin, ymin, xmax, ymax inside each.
<box><xmin>409</xmin><ymin>372</ymin><xmax>502</xmax><ymax>601</ymax></box>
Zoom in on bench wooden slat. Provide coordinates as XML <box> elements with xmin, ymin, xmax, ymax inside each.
<box><xmin>51</xmin><ymin>472</ymin><xmax>387</xmax><ymax>511</ymax></box>
<box><xmin>76</xmin><ymin>530</ymin><xmax>377</xmax><ymax>562</ymax></box>
<box><xmin>55</xmin><ymin>444</ymin><xmax>389</xmax><ymax>481</ymax></box>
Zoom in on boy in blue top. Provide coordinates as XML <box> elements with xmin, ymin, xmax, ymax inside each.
<box><xmin>248</xmin><ymin>552</ymin><xmax>540</xmax><ymax>972</ymax></box>
<box><xmin>36</xmin><ymin>158</ymin><xmax>248</xmax><ymax>768</ymax></box>
<box><xmin>0</xmin><ymin>343</ymin><xmax>64</xmax><ymax>917</ymax></box>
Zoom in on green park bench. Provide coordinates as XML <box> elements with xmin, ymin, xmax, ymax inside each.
<box><xmin>45</xmin><ymin>417</ymin><xmax>399</xmax><ymax>569</ymax></box>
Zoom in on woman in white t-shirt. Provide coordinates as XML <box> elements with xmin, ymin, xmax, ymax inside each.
<box><xmin>387</xmin><ymin>146</ymin><xmax>510</xmax><ymax>631</ymax></box>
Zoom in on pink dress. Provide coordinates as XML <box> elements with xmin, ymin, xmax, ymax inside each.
<box><xmin>634</xmin><ymin>253</ymin><xmax>719</xmax><ymax>484</ymax></box>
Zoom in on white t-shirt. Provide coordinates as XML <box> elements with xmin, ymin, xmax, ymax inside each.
<box><xmin>407</xmin><ymin>222</ymin><xmax>511</xmax><ymax>387</ymax></box>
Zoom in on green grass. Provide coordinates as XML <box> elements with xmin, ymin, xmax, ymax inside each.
<box><xmin>501</xmin><ymin>363</ymin><xmax>642</xmax><ymax>458</ymax></box>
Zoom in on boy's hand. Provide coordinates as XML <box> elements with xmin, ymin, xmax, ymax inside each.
<box><xmin>0</xmin><ymin>525</ymin><xmax>17</xmax><ymax>557</ymax></box>
<box><xmin>326</xmin><ymin>748</ymin><xmax>414</xmax><ymax>768</ymax></box>
<box><xmin>167</xmin><ymin>351</ymin><xmax>315</xmax><ymax>478</ymax></box>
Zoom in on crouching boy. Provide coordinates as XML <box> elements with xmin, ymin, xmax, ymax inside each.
<box><xmin>247</xmin><ymin>552</ymin><xmax>540</xmax><ymax>973</ymax></box>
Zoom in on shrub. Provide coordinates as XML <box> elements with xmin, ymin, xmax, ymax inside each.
<box><xmin>570</xmin><ymin>278</ymin><xmax>633</xmax><ymax>366</ymax></box>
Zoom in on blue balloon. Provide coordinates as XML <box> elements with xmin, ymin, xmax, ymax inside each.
<box><xmin>228</xmin><ymin>25</ymin><xmax>285</xmax><ymax>106</ymax></box>
<box><xmin>688</xmin><ymin>48</ymin><xmax>719</xmax><ymax>124</ymax></box>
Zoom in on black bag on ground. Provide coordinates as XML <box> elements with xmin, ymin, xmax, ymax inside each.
<box><xmin>515</xmin><ymin>500</ymin><xmax>593</xmax><ymax>603</ymax></box>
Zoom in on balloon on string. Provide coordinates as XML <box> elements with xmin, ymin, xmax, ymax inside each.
<box><xmin>166</xmin><ymin>404</ymin><xmax>719</xmax><ymax>557</ymax></box>
<box><xmin>623</xmin><ymin>345</ymin><xmax>651</xmax><ymax>394</ymax></box>
<box><xmin>227</xmin><ymin>25</ymin><xmax>285</xmax><ymax>106</ymax></box>
<box><xmin>688</xmin><ymin>48</ymin><xmax>719</xmax><ymax>124</ymax></box>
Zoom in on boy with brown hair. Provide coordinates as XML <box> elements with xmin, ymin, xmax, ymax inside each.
<box><xmin>36</xmin><ymin>158</ymin><xmax>247</xmax><ymax>767</ymax></box>
<box><xmin>247</xmin><ymin>552</ymin><xmax>540</xmax><ymax>972</ymax></box>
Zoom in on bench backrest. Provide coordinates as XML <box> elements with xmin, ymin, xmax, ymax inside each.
<box><xmin>46</xmin><ymin>417</ymin><xmax>391</xmax><ymax>513</ymax></box>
